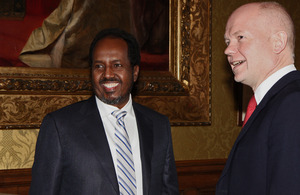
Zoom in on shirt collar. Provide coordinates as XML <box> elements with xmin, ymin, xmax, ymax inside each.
<box><xmin>95</xmin><ymin>94</ymin><xmax>134</xmax><ymax>118</ymax></box>
<box><xmin>254</xmin><ymin>64</ymin><xmax>296</xmax><ymax>105</ymax></box>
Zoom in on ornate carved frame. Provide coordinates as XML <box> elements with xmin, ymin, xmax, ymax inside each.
<box><xmin>0</xmin><ymin>0</ymin><xmax>211</xmax><ymax>128</ymax></box>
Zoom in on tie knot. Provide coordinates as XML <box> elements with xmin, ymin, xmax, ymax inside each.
<box><xmin>249</xmin><ymin>95</ymin><xmax>257</xmax><ymax>107</ymax></box>
<box><xmin>111</xmin><ymin>110</ymin><xmax>127</xmax><ymax>121</ymax></box>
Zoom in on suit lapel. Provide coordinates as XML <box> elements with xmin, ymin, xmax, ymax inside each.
<box><xmin>79</xmin><ymin>96</ymin><xmax>119</xmax><ymax>193</ymax></box>
<box><xmin>219</xmin><ymin>71</ymin><xmax>300</xmax><ymax>181</ymax></box>
<box><xmin>218</xmin><ymin>100</ymin><xmax>263</xmax><ymax>181</ymax></box>
<box><xmin>235</xmin><ymin>71</ymin><xmax>300</xmax><ymax>144</ymax></box>
<box><xmin>77</xmin><ymin>98</ymin><xmax>155</xmax><ymax>194</ymax></box>
<box><xmin>133</xmin><ymin>103</ymin><xmax>153</xmax><ymax>195</ymax></box>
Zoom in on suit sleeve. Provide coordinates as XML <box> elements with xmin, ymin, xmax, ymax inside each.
<box><xmin>29</xmin><ymin>114</ymin><xmax>63</xmax><ymax>195</ymax></box>
<box><xmin>268</xmin><ymin>92</ymin><xmax>300</xmax><ymax>194</ymax></box>
<box><xmin>162</xmin><ymin>119</ymin><xmax>179</xmax><ymax>195</ymax></box>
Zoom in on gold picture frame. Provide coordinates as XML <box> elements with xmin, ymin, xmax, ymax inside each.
<box><xmin>0</xmin><ymin>0</ymin><xmax>211</xmax><ymax>128</ymax></box>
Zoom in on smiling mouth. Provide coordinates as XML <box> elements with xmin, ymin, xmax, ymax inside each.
<box><xmin>101</xmin><ymin>82</ymin><xmax>120</xmax><ymax>92</ymax></box>
<box><xmin>103</xmin><ymin>83</ymin><xmax>119</xmax><ymax>88</ymax></box>
<box><xmin>231</xmin><ymin>60</ymin><xmax>245</xmax><ymax>66</ymax></box>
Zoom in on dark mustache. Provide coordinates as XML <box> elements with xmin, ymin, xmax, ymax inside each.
<box><xmin>99</xmin><ymin>78</ymin><xmax>121</xmax><ymax>84</ymax></box>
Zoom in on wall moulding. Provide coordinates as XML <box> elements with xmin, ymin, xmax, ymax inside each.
<box><xmin>0</xmin><ymin>159</ymin><xmax>226</xmax><ymax>194</ymax></box>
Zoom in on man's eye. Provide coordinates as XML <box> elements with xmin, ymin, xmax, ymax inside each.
<box><xmin>224</xmin><ymin>38</ymin><xmax>230</xmax><ymax>46</ymax></box>
<box><xmin>114</xmin><ymin>64</ymin><xmax>122</xmax><ymax>67</ymax></box>
<box><xmin>237</xmin><ymin>35</ymin><xmax>244</xmax><ymax>40</ymax></box>
<box><xmin>94</xmin><ymin>64</ymin><xmax>104</xmax><ymax>69</ymax></box>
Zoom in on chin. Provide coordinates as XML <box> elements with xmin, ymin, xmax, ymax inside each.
<box><xmin>101</xmin><ymin>95</ymin><xmax>123</xmax><ymax>105</ymax></box>
<box><xmin>234</xmin><ymin>76</ymin><xmax>240</xmax><ymax>83</ymax></box>
<box><xmin>234</xmin><ymin>73</ymin><xmax>244</xmax><ymax>83</ymax></box>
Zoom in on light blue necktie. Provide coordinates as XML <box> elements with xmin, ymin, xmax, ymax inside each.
<box><xmin>112</xmin><ymin>110</ymin><xmax>136</xmax><ymax>195</ymax></box>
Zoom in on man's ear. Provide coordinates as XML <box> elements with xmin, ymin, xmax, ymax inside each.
<box><xmin>272</xmin><ymin>31</ymin><xmax>287</xmax><ymax>54</ymax></box>
<box><xmin>133</xmin><ymin>65</ymin><xmax>139</xmax><ymax>82</ymax></box>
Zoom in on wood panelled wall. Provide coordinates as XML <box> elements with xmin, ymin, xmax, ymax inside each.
<box><xmin>177</xmin><ymin>159</ymin><xmax>225</xmax><ymax>194</ymax></box>
<box><xmin>0</xmin><ymin>159</ymin><xmax>226</xmax><ymax>195</ymax></box>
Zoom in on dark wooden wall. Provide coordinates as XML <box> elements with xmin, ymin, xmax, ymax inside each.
<box><xmin>0</xmin><ymin>159</ymin><xmax>226</xmax><ymax>195</ymax></box>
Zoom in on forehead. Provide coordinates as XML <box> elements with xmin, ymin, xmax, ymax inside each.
<box><xmin>94</xmin><ymin>37</ymin><xmax>128</xmax><ymax>53</ymax></box>
<box><xmin>225</xmin><ymin>5</ymin><xmax>263</xmax><ymax>37</ymax></box>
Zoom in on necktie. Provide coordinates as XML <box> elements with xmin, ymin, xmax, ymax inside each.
<box><xmin>242</xmin><ymin>95</ymin><xmax>257</xmax><ymax>127</ymax></box>
<box><xmin>111</xmin><ymin>110</ymin><xmax>136</xmax><ymax>195</ymax></box>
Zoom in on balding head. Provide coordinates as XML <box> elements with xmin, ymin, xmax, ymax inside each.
<box><xmin>224</xmin><ymin>2</ymin><xmax>295</xmax><ymax>90</ymax></box>
<box><xmin>228</xmin><ymin>2</ymin><xmax>295</xmax><ymax>54</ymax></box>
<box><xmin>258</xmin><ymin>2</ymin><xmax>295</xmax><ymax>53</ymax></box>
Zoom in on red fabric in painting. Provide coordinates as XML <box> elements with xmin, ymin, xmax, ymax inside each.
<box><xmin>0</xmin><ymin>0</ymin><xmax>60</xmax><ymax>66</ymax></box>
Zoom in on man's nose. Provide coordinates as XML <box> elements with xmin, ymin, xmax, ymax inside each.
<box><xmin>224</xmin><ymin>43</ymin><xmax>237</xmax><ymax>56</ymax></box>
<box><xmin>104</xmin><ymin>66</ymin><xmax>114</xmax><ymax>78</ymax></box>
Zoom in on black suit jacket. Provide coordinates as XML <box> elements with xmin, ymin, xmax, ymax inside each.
<box><xmin>30</xmin><ymin>96</ymin><xmax>179</xmax><ymax>194</ymax></box>
<box><xmin>216</xmin><ymin>71</ymin><xmax>300</xmax><ymax>195</ymax></box>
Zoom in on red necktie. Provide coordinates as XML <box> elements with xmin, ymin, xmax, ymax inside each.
<box><xmin>242</xmin><ymin>95</ymin><xmax>257</xmax><ymax>127</ymax></box>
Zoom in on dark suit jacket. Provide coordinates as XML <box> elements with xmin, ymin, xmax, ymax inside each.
<box><xmin>216</xmin><ymin>71</ymin><xmax>300</xmax><ymax>195</ymax></box>
<box><xmin>30</xmin><ymin>96</ymin><xmax>179</xmax><ymax>195</ymax></box>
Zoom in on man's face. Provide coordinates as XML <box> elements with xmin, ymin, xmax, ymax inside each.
<box><xmin>91</xmin><ymin>37</ymin><xmax>139</xmax><ymax>109</ymax></box>
<box><xmin>224</xmin><ymin>4</ymin><xmax>275</xmax><ymax>90</ymax></box>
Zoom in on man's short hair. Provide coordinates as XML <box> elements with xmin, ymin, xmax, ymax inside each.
<box><xmin>89</xmin><ymin>28</ymin><xmax>141</xmax><ymax>68</ymax></box>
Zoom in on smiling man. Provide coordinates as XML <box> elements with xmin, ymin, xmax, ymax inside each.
<box><xmin>29</xmin><ymin>28</ymin><xmax>179</xmax><ymax>195</ymax></box>
<box><xmin>216</xmin><ymin>2</ymin><xmax>300</xmax><ymax>195</ymax></box>
<box><xmin>91</xmin><ymin>34</ymin><xmax>139</xmax><ymax>108</ymax></box>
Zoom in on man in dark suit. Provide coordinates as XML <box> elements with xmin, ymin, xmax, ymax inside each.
<box><xmin>29</xmin><ymin>28</ymin><xmax>179</xmax><ymax>195</ymax></box>
<box><xmin>216</xmin><ymin>2</ymin><xmax>300</xmax><ymax>194</ymax></box>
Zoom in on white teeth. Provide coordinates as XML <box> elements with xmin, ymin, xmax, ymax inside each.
<box><xmin>103</xmin><ymin>83</ymin><xmax>118</xmax><ymax>88</ymax></box>
<box><xmin>232</xmin><ymin>60</ymin><xmax>244</xmax><ymax>66</ymax></box>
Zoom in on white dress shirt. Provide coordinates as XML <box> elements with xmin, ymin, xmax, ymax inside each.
<box><xmin>95</xmin><ymin>95</ymin><xmax>143</xmax><ymax>195</ymax></box>
<box><xmin>254</xmin><ymin>64</ymin><xmax>296</xmax><ymax>104</ymax></box>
